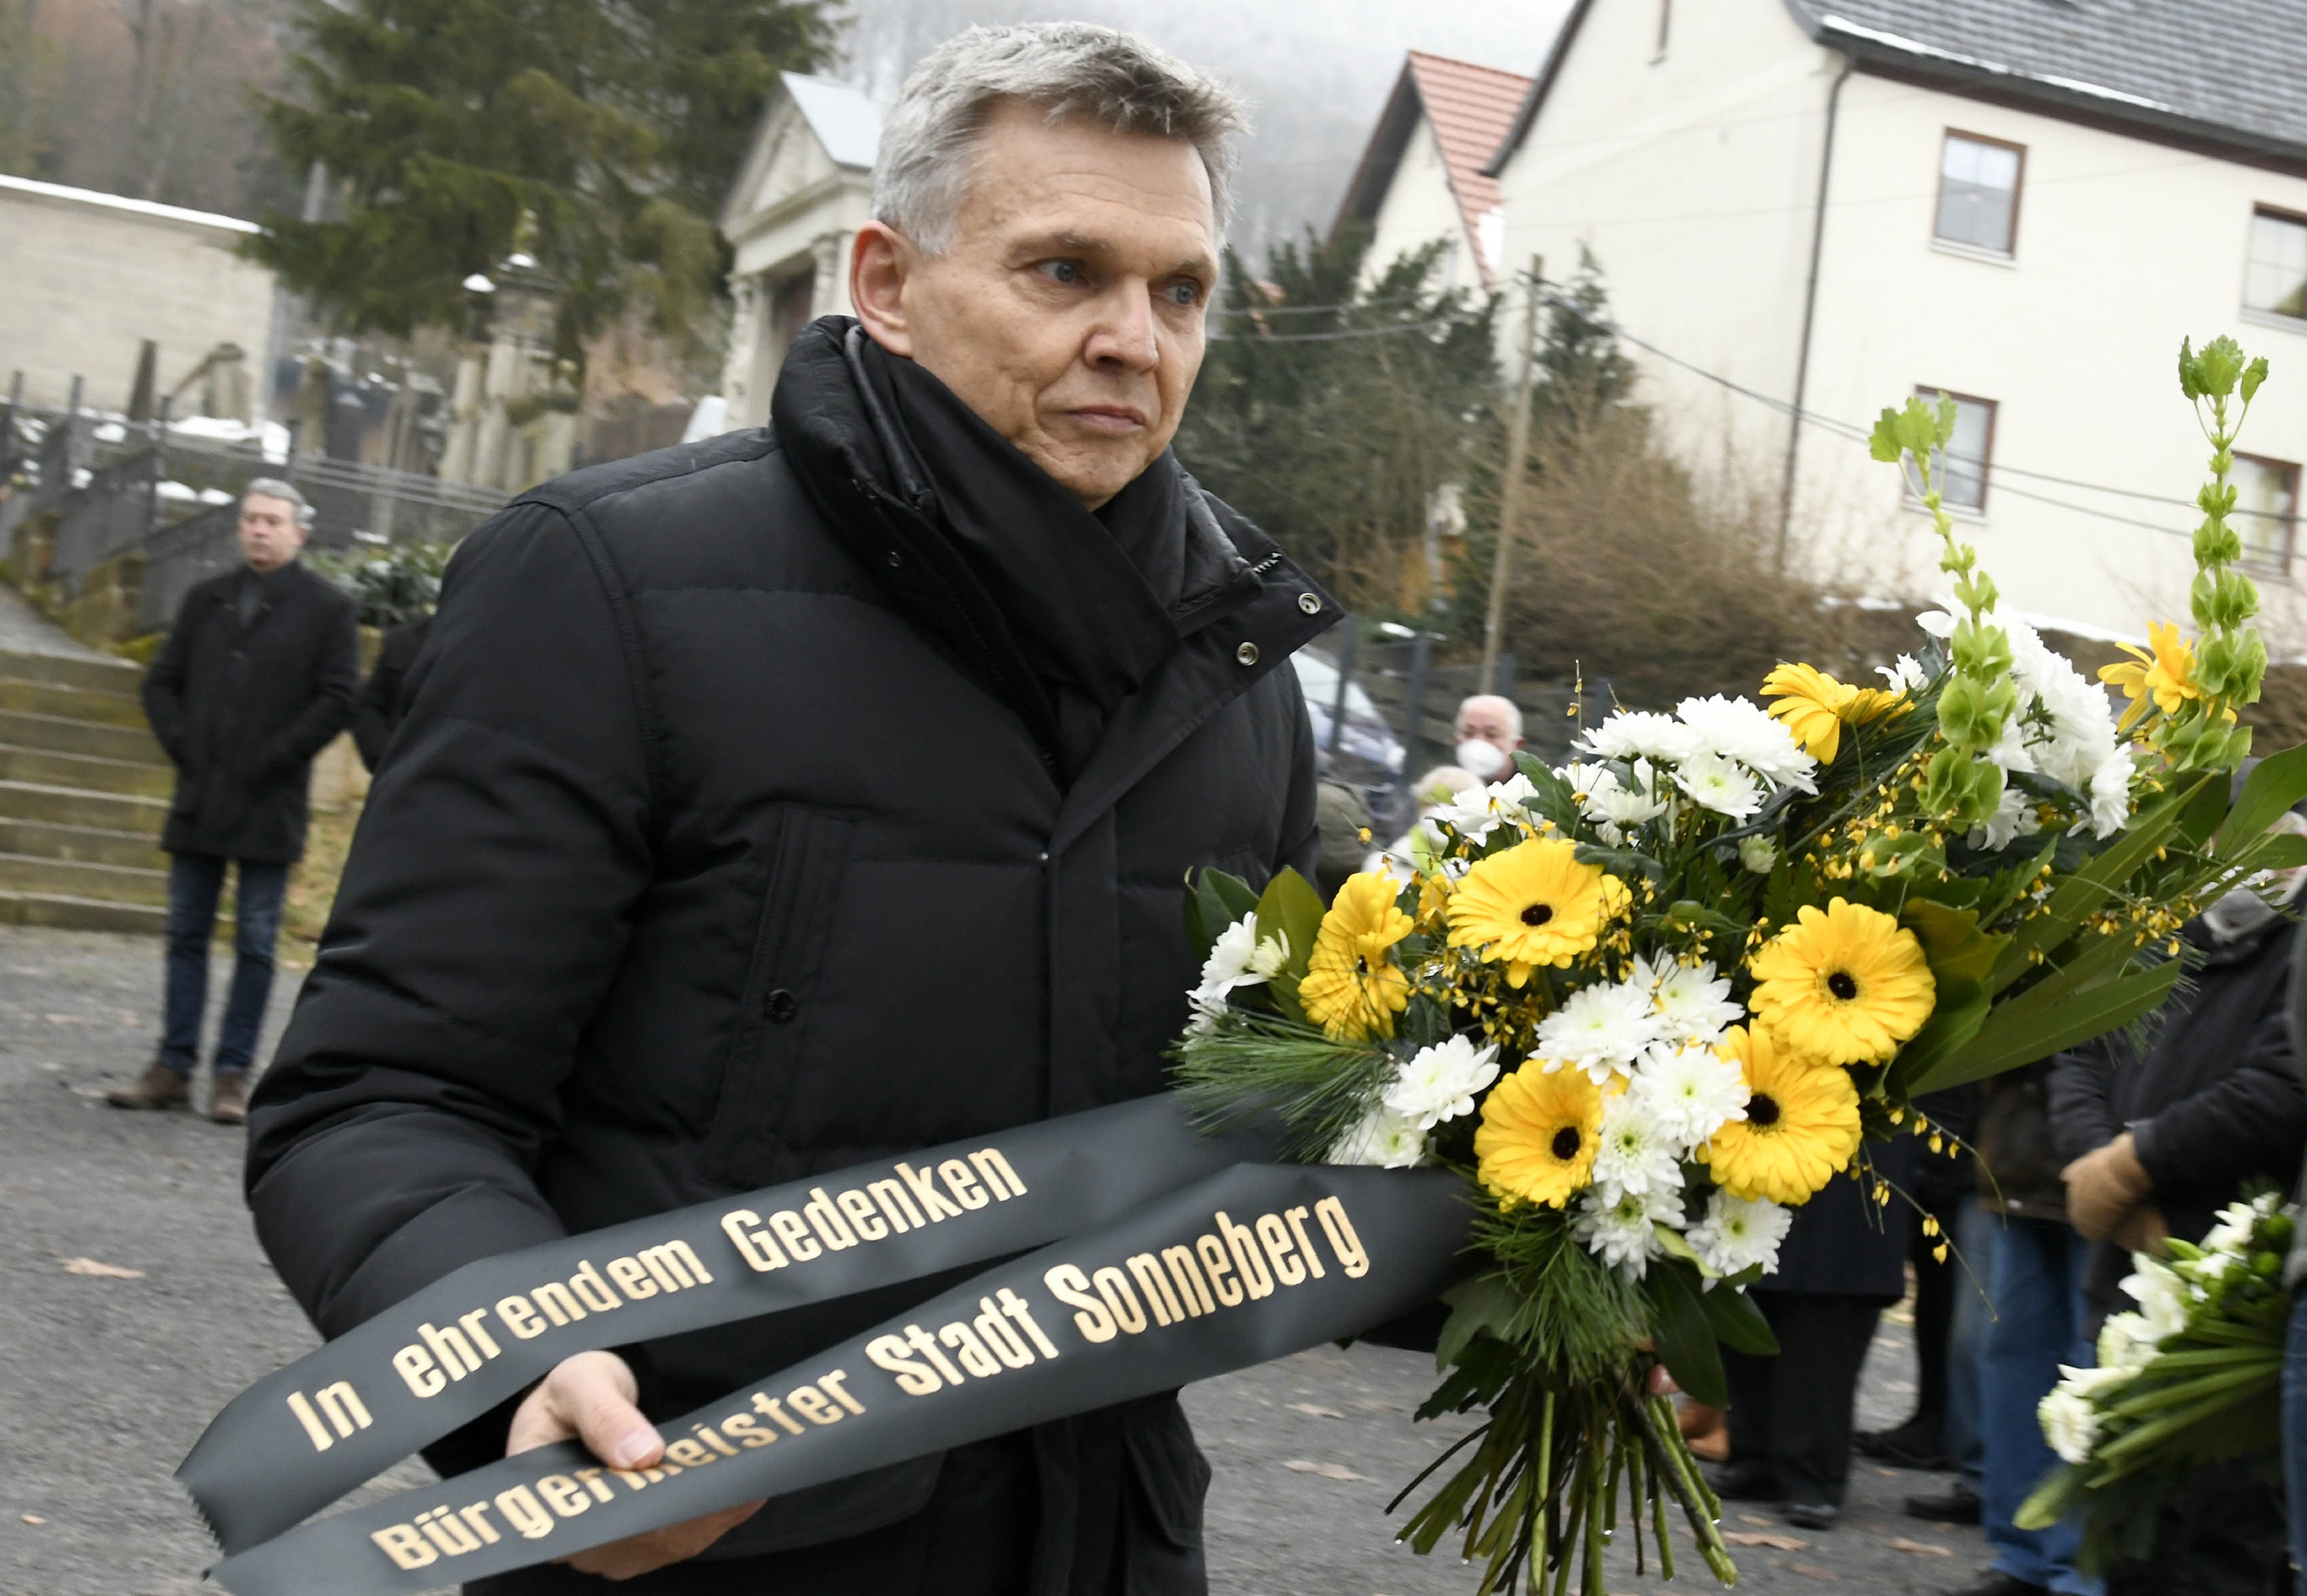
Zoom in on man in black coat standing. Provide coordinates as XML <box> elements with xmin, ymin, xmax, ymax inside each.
<box><xmin>109</xmin><ymin>478</ymin><xmax>357</xmax><ymax>1124</ymax></box>
<box><xmin>243</xmin><ymin>24</ymin><xmax>1326</xmax><ymax>1595</ymax></box>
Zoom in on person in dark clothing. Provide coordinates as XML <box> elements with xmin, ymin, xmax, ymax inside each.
<box><xmin>1860</xmin><ymin>1085</ymin><xmax>1981</xmax><ymax>1481</ymax></box>
<box><xmin>1312</xmin><ymin>751</ymin><xmax>1373</xmax><ymax>902</ymax></box>
<box><xmin>1714</xmin><ymin>1139</ymin><xmax>1913</xmax><ymax>1531</ymax></box>
<box><xmin>243</xmin><ymin>26</ymin><xmax>1324</xmax><ymax>1595</ymax></box>
<box><xmin>349</xmin><ymin>612</ymin><xmax>432</xmax><ymax>772</ymax></box>
<box><xmin>2050</xmin><ymin>829</ymin><xmax>2307</xmax><ymax>1596</ymax></box>
<box><xmin>108</xmin><ymin>477</ymin><xmax>357</xmax><ymax>1126</ymax></box>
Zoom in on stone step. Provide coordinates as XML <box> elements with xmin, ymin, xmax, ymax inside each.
<box><xmin>0</xmin><ymin>816</ymin><xmax>167</xmax><ymax>870</ymax></box>
<box><xmin>0</xmin><ymin>850</ymin><xmax>169</xmax><ymax>907</ymax></box>
<box><xmin>0</xmin><ymin>676</ymin><xmax>148</xmax><ymax>729</ymax></box>
<box><xmin>0</xmin><ymin>708</ymin><xmax>166</xmax><ymax>765</ymax></box>
<box><xmin>0</xmin><ymin>779</ymin><xmax>168</xmax><ymax>836</ymax></box>
<box><xmin>0</xmin><ymin>744</ymin><xmax>174</xmax><ymax>800</ymax></box>
<box><xmin>0</xmin><ymin>648</ymin><xmax>143</xmax><ymax>696</ymax></box>
<box><xmin>0</xmin><ymin>888</ymin><xmax>166</xmax><ymax>935</ymax></box>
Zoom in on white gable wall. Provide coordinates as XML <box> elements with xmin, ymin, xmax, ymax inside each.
<box><xmin>1491</xmin><ymin>0</ymin><xmax>1830</xmax><ymax>472</ymax></box>
<box><xmin>1794</xmin><ymin>77</ymin><xmax>2307</xmax><ymax>641</ymax></box>
<box><xmin>1364</xmin><ymin>113</ymin><xmax>1476</xmax><ymax>293</ymax></box>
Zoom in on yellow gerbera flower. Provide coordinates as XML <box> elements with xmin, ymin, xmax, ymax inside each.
<box><xmin>1298</xmin><ymin>872</ymin><xmax>1414</xmax><ymax>1040</ymax></box>
<box><xmin>1474</xmin><ymin>1059</ymin><xmax>1603</xmax><ymax>1208</ymax></box>
<box><xmin>2099</xmin><ymin>620</ymin><xmax>2208</xmax><ymax>734</ymax></box>
<box><xmin>1761</xmin><ymin>662</ymin><xmax>1906</xmax><ymax>763</ymax></box>
<box><xmin>1445</xmin><ymin>838</ymin><xmax>1629</xmax><ymax>987</ymax></box>
<box><xmin>1702</xmin><ymin>1025</ymin><xmax>1861</xmax><ymax>1203</ymax></box>
<box><xmin>1747</xmin><ymin>898</ymin><xmax>1935</xmax><ymax>1065</ymax></box>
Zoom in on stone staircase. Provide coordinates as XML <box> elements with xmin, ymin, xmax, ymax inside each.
<box><xmin>0</xmin><ymin>649</ymin><xmax>170</xmax><ymax>934</ymax></box>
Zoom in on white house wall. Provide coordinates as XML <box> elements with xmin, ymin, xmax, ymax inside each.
<box><xmin>1491</xmin><ymin>0</ymin><xmax>1829</xmax><ymax>471</ymax></box>
<box><xmin>1364</xmin><ymin>114</ymin><xmax>1474</xmax><ymax>293</ymax></box>
<box><xmin>1794</xmin><ymin>75</ymin><xmax>2307</xmax><ymax>641</ymax></box>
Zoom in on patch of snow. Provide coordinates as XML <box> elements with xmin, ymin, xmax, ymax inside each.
<box><xmin>1818</xmin><ymin>16</ymin><xmax>2179</xmax><ymax>116</ymax></box>
<box><xmin>156</xmin><ymin>480</ymin><xmax>198</xmax><ymax>501</ymax></box>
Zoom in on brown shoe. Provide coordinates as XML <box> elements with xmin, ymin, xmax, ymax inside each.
<box><xmin>105</xmin><ymin>1059</ymin><xmax>191</xmax><ymax>1111</ymax></box>
<box><xmin>208</xmin><ymin>1069</ymin><xmax>248</xmax><ymax>1125</ymax></box>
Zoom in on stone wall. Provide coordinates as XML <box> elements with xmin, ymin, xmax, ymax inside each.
<box><xmin>0</xmin><ymin>175</ymin><xmax>277</xmax><ymax>414</ymax></box>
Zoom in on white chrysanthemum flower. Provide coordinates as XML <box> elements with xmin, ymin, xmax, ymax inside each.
<box><xmin>1431</xmin><ymin>772</ymin><xmax>1540</xmax><ymax>845</ymax></box>
<box><xmin>1590</xmin><ymin>1090</ymin><xmax>1683</xmax><ymax>1200</ymax></box>
<box><xmin>2097</xmin><ymin>1310</ymin><xmax>2161</xmax><ymax>1373</ymax></box>
<box><xmin>1381</xmin><ymin>1036</ymin><xmax>1502</xmax><ymax>1130</ymax></box>
<box><xmin>1968</xmin><ymin>784</ymin><xmax>2044</xmax><ymax>852</ymax></box>
<box><xmin>1582</xmin><ymin>710</ymin><xmax>1702</xmax><ymax>764</ymax></box>
<box><xmin>1631</xmin><ymin>1042</ymin><xmax>1749</xmax><ymax>1147</ymax></box>
<box><xmin>1557</xmin><ymin>760</ymin><xmax>1620</xmax><ymax>804</ymax></box>
<box><xmin>1983</xmin><ymin>710</ymin><xmax>2039</xmax><ymax>776</ymax></box>
<box><xmin>1641</xmin><ymin>957</ymin><xmax>1746</xmax><ymax>1046</ymax></box>
<box><xmin>1915</xmin><ymin>607</ymin><xmax>1957</xmax><ymax>640</ymax></box>
<box><xmin>1738</xmin><ymin>835</ymin><xmax>1778</xmax><ymax>875</ymax></box>
<box><xmin>2038</xmin><ymin>1384</ymin><xmax>2101</xmax><ymax>1466</ymax></box>
<box><xmin>1685</xmin><ymin>1189</ymin><xmax>1791</xmax><ymax>1277</ymax></box>
<box><xmin>1327</xmin><ymin>1104</ymin><xmax>1428</xmax><ymax>1169</ymax></box>
<box><xmin>1878</xmin><ymin>653</ymin><xmax>1930</xmax><ymax>694</ymax></box>
<box><xmin>1675</xmin><ymin>694</ymin><xmax>1818</xmax><ymax>792</ymax></box>
<box><xmin>1673</xmin><ymin>751</ymin><xmax>1763</xmax><ymax>819</ymax></box>
<box><xmin>1188</xmin><ymin>916</ymin><xmax>1285</xmax><ymax>1031</ymax></box>
<box><xmin>2203</xmin><ymin>1202</ymin><xmax>2259</xmax><ymax>1257</ymax></box>
<box><xmin>1572</xmin><ymin>1183</ymin><xmax>1679</xmax><ymax>1279</ymax></box>
<box><xmin>2088</xmin><ymin>748</ymin><xmax>2135</xmax><ymax>839</ymax></box>
<box><xmin>1535</xmin><ymin>979</ymin><xmax>1660</xmax><ymax>1084</ymax></box>
<box><xmin>2120</xmin><ymin>1259</ymin><xmax>2190</xmax><ymax>1342</ymax></box>
<box><xmin>1585</xmin><ymin>781</ymin><xmax>1668</xmax><ymax>841</ymax></box>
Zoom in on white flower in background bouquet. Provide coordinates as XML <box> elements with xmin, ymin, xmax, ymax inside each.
<box><xmin>2019</xmin><ymin>1192</ymin><xmax>2295</xmax><ymax>1572</ymax></box>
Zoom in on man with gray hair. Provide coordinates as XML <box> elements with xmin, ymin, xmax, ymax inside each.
<box><xmin>111</xmin><ymin>478</ymin><xmax>357</xmax><ymax>1124</ymax></box>
<box><xmin>246</xmin><ymin>22</ymin><xmax>1328</xmax><ymax>1593</ymax></box>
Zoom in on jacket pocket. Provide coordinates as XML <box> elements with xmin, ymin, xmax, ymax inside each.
<box><xmin>702</xmin><ymin>805</ymin><xmax>856</xmax><ymax>1187</ymax></box>
<box><xmin>1122</xmin><ymin>1394</ymin><xmax>1211</xmax><ymax>1553</ymax></box>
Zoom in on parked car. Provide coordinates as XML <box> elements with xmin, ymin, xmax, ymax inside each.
<box><xmin>1291</xmin><ymin>647</ymin><xmax>1405</xmax><ymax>814</ymax></box>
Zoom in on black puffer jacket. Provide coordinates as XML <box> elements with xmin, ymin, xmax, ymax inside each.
<box><xmin>2049</xmin><ymin>917</ymin><xmax>2307</xmax><ymax>1303</ymax></box>
<box><xmin>142</xmin><ymin>559</ymin><xmax>358</xmax><ymax>862</ymax></box>
<box><xmin>244</xmin><ymin>324</ymin><xmax>1329</xmax><ymax>1579</ymax></box>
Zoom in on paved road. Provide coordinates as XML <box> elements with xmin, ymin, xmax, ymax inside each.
<box><xmin>0</xmin><ymin>926</ymin><xmax>1987</xmax><ymax>1596</ymax></box>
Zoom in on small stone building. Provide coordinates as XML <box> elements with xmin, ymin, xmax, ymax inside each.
<box><xmin>717</xmin><ymin>73</ymin><xmax>881</xmax><ymax>430</ymax></box>
<box><xmin>0</xmin><ymin>173</ymin><xmax>278</xmax><ymax>415</ymax></box>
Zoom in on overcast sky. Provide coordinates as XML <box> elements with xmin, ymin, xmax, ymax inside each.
<box><xmin>839</xmin><ymin>0</ymin><xmax>1573</xmax><ymax>267</ymax></box>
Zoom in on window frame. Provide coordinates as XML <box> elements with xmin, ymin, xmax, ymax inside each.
<box><xmin>2243</xmin><ymin>204</ymin><xmax>2307</xmax><ymax>326</ymax></box>
<box><xmin>1932</xmin><ymin>128</ymin><xmax>2027</xmax><ymax>259</ymax></box>
<box><xmin>1909</xmin><ymin>386</ymin><xmax>1999</xmax><ymax>516</ymax></box>
<box><xmin>2232</xmin><ymin>451</ymin><xmax>2300</xmax><ymax>578</ymax></box>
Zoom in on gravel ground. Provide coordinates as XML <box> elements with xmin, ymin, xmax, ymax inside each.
<box><xmin>0</xmin><ymin>926</ymin><xmax>1989</xmax><ymax>1596</ymax></box>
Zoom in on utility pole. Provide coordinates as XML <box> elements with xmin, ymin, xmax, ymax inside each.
<box><xmin>1479</xmin><ymin>256</ymin><xmax>1542</xmax><ymax>693</ymax></box>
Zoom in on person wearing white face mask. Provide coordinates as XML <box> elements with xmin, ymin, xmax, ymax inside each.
<box><xmin>2041</xmin><ymin>783</ymin><xmax>2307</xmax><ymax>1596</ymax></box>
<box><xmin>1453</xmin><ymin>693</ymin><xmax>1524</xmax><ymax>783</ymax></box>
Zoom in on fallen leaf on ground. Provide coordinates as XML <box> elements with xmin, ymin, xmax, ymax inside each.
<box><xmin>60</xmin><ymin>1257</ymin><xmax>142</xmax><ymax>1278</ymax></box>
<box><xmin>1282</xmin><ymin>1460</ymin><xmax>1366</xmax><ymax>1481</ymax></box>
<box><xmin>1790</xmin><ymin>1563</ymin><xmax>1836</xmax><ymax>1579</ymax></box>
<box><xmin>20</xmin><ymin>1514</ymin><xmax>44</xmax><ymax>1525</ymax></box>
<box><xmin>1737</xmin><ymin>1514</ymin><xmax>1776</xmax><ymax>1527</ymax></box>
<box><xmin>1890</xmin><ymin>1538</ymin><xmax>1953</xmax><ymax>1557</ymax></box>
<box><xmin>1288</xmin><ymin>1403</ymin><xmax>1344</xmax><ymax>1419</ymax></box>
<box><xmin>1354</xmin><ymin>1399</ymin><xmax>1406</xmax><ymax>1413</ymax></box>
<box><xmin>1723</xmin><ymin>1530</ymin><xmax>1809</xmax><ymax>1551</ymax></box>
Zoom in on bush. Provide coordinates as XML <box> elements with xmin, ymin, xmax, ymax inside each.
<box><xmin>310</xmin><ymin>540</ymin><xmax>450</xmax><ymax>628</ymax></box>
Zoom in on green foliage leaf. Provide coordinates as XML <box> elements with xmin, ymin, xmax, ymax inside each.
<box><xmin>1644</xmin><ymin>1261</ymin><xmax>1727</xmax><ymax>1409</ymax></box>
<box><xmin>1186</xmin><ymin>868</ymin><xmax>1259</xmax><ymax>962</ymax></box>
<box><xmin>1914</xmin><ymin>957</ymin><xmax>2184</xmax><ymax>1091</ymax></box>
<box><xmin>1434</xmin><ymin>1273</ymin><xmax>1524</xmax><ymax>1372</ymax></box>
<box><xmin>1698</xmin><ymin>1284</ymin><xmax>1779</xmax><ymax>1357</ymax></box>
<box><xmin>2216</xmin><ymin>740</ymin><xmax>2307</xmax><ymax>854</ymax></box>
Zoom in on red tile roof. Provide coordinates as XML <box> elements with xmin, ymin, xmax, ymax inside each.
<box><xmin>1405</xmin><ymin>51</ymin><xmax>1531</xmax><ymax>281</ymax></box>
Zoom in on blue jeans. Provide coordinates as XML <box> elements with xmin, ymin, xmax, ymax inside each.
<box><xmin>1982</xmin><ymin>1213</ymin><xmax>2103</xmax><ymax>1595</ymax></box>
<box><xmin>2284</xmin><ymin>1290</ymin><xmax>2307</xmax><ymax>1572</ymax></box>
<box><xmin>1945</xmin><ymin>1200</ymin><xmax>1992</xmax><ymax>1491</ymax></box>
<box><xmin>161</xmin><ymin>852</ymin><xmax>288</xmax><ymax>1078</ymax></box>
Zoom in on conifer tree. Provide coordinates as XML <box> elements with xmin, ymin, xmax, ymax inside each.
<box><xmin>249</xmin><ymin>0</ymin><xmax>836</xmax><ymax>366</ymax></box>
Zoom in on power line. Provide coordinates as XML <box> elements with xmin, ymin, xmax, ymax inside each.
<box><xmin>1523</xmin><ymin>281</ymin><xmax>2215</xmax><ymax>545</ymax></box>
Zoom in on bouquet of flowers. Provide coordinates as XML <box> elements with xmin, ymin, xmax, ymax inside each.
<box><xmin>2018</xmin><ymin>1192</ymin><xmax>2295</xmax><ymax>1571</ymax></box>
<box><xmin>1172</xmin><ymin>337</ymin><xmax>2307</xmax><ymax>1594</ymax></box>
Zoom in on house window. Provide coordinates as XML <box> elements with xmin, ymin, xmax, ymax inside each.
<box><xmin>1912</xmin><ymin>388</ymin><xmax>1996</xmax><ymax>512</ymax></box>
<box><xmin>2234</xmin><ymin>453</ymin><xmax>2299</xmax><ymax>574</ymax></box>
<box><xmin>1934</xmin><ymin>132</ymin><xmax>2023</xmax><ymax>255</ymax></box>
<box><xmin>2245</xmin><ymin>210</ymin><xmax>2307</xmax><ymax>320</ymax></box>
